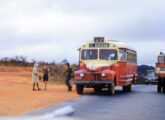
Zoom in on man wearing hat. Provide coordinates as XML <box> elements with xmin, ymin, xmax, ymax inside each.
<box><xmin>32</xmin><ymin>63</ymin><xmax>41</xmax><ymax>91</ymax></box>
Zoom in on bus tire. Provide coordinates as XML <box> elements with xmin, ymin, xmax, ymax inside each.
<box><xmin>123</xmin><ymin>86</ymin><xmax>128</xmax><ymax>92</ymax></box>
<box><xmin>146</xmin><ymin>82</ymin><xmax>149</xmax><ymax>85</ymax></box>
<box><xmin>107</xmin><ymin>82</ymin><xmax>115</xmax><ymax>95</ymax></box>
<box><xmin>157</xmin><ymin>85</ymin><xmax>161</xmax><ymax>93</ymax></box>
<box><xmin>94</xmin><ymin>87</ymin><xmax>102</xmax><ymax>93</ymax></box>
<box><xmin>76</xmin><ymin>85</ymin><xmax>84</xmax><ymax>95</ymax></box>
<box><xmin>163</xmin><ymin>79</ymin><xmax>165</xmax><ymax>93</ymax></box>
<box><xmin>163</xmin><ymin>86</ymin><xmax>165</xmax><ymax>93</ymax></box>
<box><xmin>157</xmin><ymin>77</ymin><xmax>162</xmax><ymax>93</ymax></box>
<box><xmin>133</xmin><ymin>76</ymin><xmax>136</xmax><ymax>84</ymax></box>
<box><xmin>127</xmin><ymin>85</ymin><xmax>132</xmax><ymax>92</ymax></box>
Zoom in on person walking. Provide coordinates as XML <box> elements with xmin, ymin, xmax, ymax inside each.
<box><xmin>61</xmin><ymin>63</ymin><xmax>73</xmax><ymax>91</ymax></box>
<box><xmin>32</xmin><ymin>63</ymin><xmax>41</xmax><ymax>91</ymax></box>
<box><xmin>42</xmin><ymin>65</ymin><xmax>49</xmax><ymax>90</ymax></box>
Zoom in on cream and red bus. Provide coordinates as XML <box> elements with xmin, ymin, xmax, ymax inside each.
<box><xmin>74</xmin><ymin>37</ymin><xmax>137</xmax><ymax>95</ymax></box>
<box><xmin>156</xmin><ymin>52</ymin><xmax>165</xmax><ymax>93</ymax></box>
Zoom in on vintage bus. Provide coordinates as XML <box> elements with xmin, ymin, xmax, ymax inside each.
<box><xmin>156</xmin><ymin>52</ymin><xmax>165</xmax><ymax>93</ymax></box>
<box><xmin>74</xmin><ymin>37</ymin><xmax>137</xmax><ymax>95</ymax></box>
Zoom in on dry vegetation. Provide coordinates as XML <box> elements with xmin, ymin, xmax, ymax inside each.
<box><xmin>49</xmin><ymin>64</ymin><xmax>78</xmax><ymax>83</ymax></box>
<box><xmin>0</xmin><ymin>56</ymin><xmax>78</xmax><ymax>83</ymax></box>
<box><xmin>0</xmin><ymin>57</ymin><xmax>80</xmax><ymax>116</ymax></box>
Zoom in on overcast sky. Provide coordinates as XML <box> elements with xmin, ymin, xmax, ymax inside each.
<box><xmin>0</xmin><ymin>0</ymin><xmax>165</xmax><ymax>65</ymax></box>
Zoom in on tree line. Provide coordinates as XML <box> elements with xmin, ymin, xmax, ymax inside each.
<box><xmin>0</xmin><ymin>56</ymin><xmax>70</xmax><ymax>67</ymax></box>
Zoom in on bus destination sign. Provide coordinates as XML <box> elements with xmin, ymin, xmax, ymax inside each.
<box><xmin>94</xmin><ymin>37</ymin><xmax>104</xmax><ymax>43</ymax></box>
<box><xmin>89</xmin><ymin>43</ymin><xmax>109</xmax><ymax>48</ymax></box>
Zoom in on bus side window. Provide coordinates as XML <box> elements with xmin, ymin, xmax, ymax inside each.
<box><xmin>119</xmin><ymin>49</ymin><xmax>126</xmax><ymax>61</ymax></box>
<box><xmin>134</xmin><ymin>53</ymin><xmax>137</xmax><ymax>62</ymax></box>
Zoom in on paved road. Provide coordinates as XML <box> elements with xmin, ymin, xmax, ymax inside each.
<box><xmin>25</xmin><ymin>85</ymin><xmax>165</xmax><ymax>120</ymax></box>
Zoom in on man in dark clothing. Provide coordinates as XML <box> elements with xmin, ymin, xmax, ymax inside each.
<box><xmin>42</xmin><ymin>65</ymin><xmax>49</xmax><ymax>90</ymax></box>
<box><xmin>61</xmin><ymin>63</ymin><xmax>73</xmax><ymax>91</ymax></box>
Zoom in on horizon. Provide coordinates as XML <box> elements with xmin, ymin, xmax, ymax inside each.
<box><xmin>0</xmin><ymin>55</ymin><xmax>157</xmax><ymax>67</ymax></box>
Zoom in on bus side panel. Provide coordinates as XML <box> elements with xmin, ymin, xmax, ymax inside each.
<box><xmin>156</xmin><ymin>63</ymin><xmax>165</xmax><ymax>77</ymax></box>
<box><xmin>118</xmin><ymin>62</ymin><xmax>136</xmax><ymax>86</ymax></box>
<box><xmin>118</xmin><ymin>62</ymin><xmax>127</xmax><ymax>86</ymax></box>
<box><xmin>128</xmin><ymin>62</ymin><xmax>137</xmax><ymax>84</ymax></box>
<box><xmin>126</xmin><ymin>62</ymin><xmax>135</xmax><ymax>85</ymax></box>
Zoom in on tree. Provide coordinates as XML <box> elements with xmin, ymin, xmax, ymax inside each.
<box><xmin>61</xmin><ymin>59</ymin><xmax>68</xmax><ymax>64</ymax></box>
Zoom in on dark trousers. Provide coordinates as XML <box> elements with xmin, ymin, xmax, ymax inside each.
<box><xmin>65</xmin><ymin>77</ymin><xmax>72</xmax><ymax>90</ymax></box>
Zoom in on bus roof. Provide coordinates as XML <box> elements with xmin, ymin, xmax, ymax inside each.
<box><xmin>80</xmin><ymin>38</ymin><xmax>136</xmax><ymax>52</ymax></box>
<box><xmin>107</xmin><ymin>40</ymin><xmax>136</xmax><ymax>51</ymax></box>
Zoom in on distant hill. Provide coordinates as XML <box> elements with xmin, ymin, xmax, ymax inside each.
<box><xmin>137</xmin><ymin>65</ymin><xmax>155</xmax><ymax>84</ymax></box>
<box><xmin>138</xmin><ymin>65</ymin><xmax>155</xmax><ymax>73</ymax></box>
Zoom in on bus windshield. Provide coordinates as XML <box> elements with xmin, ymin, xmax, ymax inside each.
<box><xmin>81</xmin><ymin>49</ymin><xmax>98</xmax><ymax>60</ymax></box>
<box><xmin>100</xmin><ymin>49</ymin><xmax>117</xmax><ymax>60</ymax></box>
<box><xmin>147</xmin><ymin>71</ymin><xmax>155</xmax><ymax>77</ymax></box>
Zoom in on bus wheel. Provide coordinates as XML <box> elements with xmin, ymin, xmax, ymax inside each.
<box><xmin>94</xmin><ymin>87</ymin><xmax>102</xmax><ymax>93</ymax></box>
<box><xmin>163</xmin><ymin>86</ymin><xmax>165</xmax><ymax>93</ymax></box>
<box><xmin>157</xmin><ymin>77</ymin><xmax>162</xmax><ymax>93</ymax></box>
<box><xmin>157</xmin><ymin>85</ymin><xmax>161</xmax><ymax>93</ymax></box>
<box><xmin>146</xmin><ymin>82</ymin><xmax>149</xmax><ymax>85</ymax></box>
<box><xmin>163</xmin><ymin>79</ymin><xmax>165</xmax><ymax>93</ymax></box>
<box><xmin>108</xmin><ymin>82</ymin><xmax>115</xmax><ymax>95</ymax></box>
<box><xmin>76</xmin><ymin>85</ymin><xmax>84</xmax><ymax>95</ymax></box>
<box><xmin>127</xmin><ymin>85</ymin><xmax>132</xmax><ymax>92</ymax></box>
<box><xmin>123</xmin><ymin>86</ymin><xmax>128</xmax><ymax>92</ymax></box>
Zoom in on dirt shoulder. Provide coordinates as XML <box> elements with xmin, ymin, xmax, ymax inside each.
<box><xmin>0</xmin><ymin>66</ymin><xmax>79</xmax><ymax>116</ymax></box>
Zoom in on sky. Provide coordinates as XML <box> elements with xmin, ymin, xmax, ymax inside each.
<box><xmin>0</xmin><ymin>0</ymin><xmax>165</xmax><ymax>65</ymax></box>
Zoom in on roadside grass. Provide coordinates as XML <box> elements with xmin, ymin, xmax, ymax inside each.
<box><xmin>43</xmin><ymin>64</ymin><xmax>78</xmax><ymax>84</ymax></box>
<box><xmin>0</xmin><ymin>63</ymin><xmax>78</xmax><ymax>85</ymax></box>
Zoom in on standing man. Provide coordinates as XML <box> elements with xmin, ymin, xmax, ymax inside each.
<box><xmin>32</xmin><ymin>63</ymin><xmax>41</xmax><ymax>91</ymax></box>
<box><xmin>61</xmin><ymin>63</ymin><xmax>73</xmax><ymax>91</ymax></box>
<box><xmin>42</xmin><ymin>65</ymin><xmax>49</xmax><ymax>90</ymax></box>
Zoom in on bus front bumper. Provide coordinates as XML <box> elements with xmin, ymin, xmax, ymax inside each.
<box><xmin>73</xmin><ymin>80</ymin><xmax>112</xmax><ymax>85</ymax></box>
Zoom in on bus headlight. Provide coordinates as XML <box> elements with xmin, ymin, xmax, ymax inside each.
<box><xmin>80</xmin><ymin>73</ymin><xmax>85</xmax><ymax>77</ymax></box>
<box><xmin>101</xmin><ymin>72</ymin><xmax>106</xmax><ymax>77</ymax></box>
